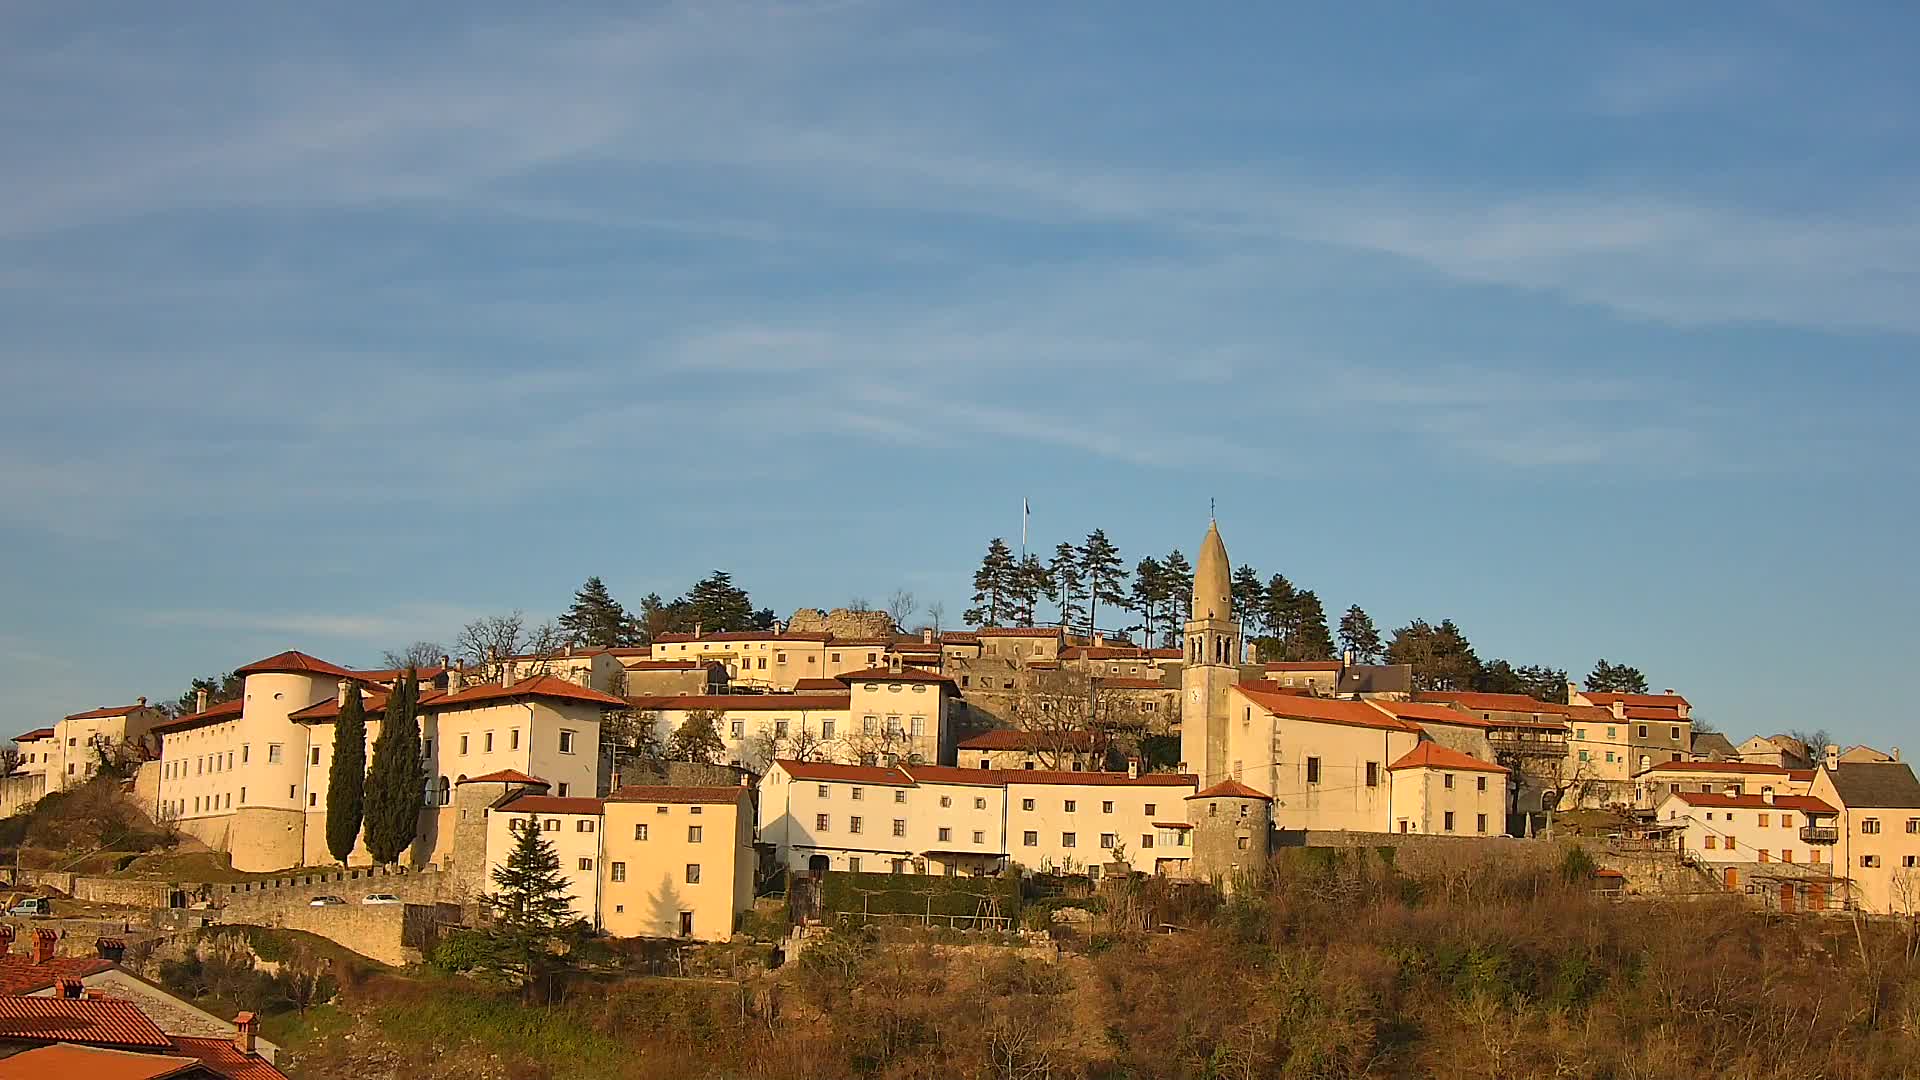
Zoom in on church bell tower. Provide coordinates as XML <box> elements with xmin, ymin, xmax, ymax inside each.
<box><xmin>1180</xmin><ymin>519</ymin><xmax>1240</xmax><ymax>788</ymax></box>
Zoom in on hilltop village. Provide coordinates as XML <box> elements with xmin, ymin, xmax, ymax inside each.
<box><xmin>0</xmin><ymin>521</ymin><xmax>1916</xmax><ymax>1076</ymax></box>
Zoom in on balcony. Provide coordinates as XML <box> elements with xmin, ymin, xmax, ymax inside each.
<box><xmin>1487</xmin><ymin>727</ymin><xmax>1570</xmax><ymax>758</ymax></box>
<box><xmin>1800</xmin><ymin>825</ymin><xmax>1839</xmax><ymax>845</ymax></box>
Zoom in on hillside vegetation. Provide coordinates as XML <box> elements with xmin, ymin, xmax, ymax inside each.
<box><xmin>267</xmin><ymin>846</ymin><xmax>1920</xmax><ymax>1080</ymax></box>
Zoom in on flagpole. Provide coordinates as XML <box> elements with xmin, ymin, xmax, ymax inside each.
<box><xmin>1020</xmin><ymin>498</ymin><xmax>1028</xmax><ymax>560</ymax></box>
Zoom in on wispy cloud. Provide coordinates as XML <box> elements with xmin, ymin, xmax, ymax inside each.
<box><xmin>133</xmin><ymin>605</ymin><xmax>481</xmax><ymax>641</ymax></box>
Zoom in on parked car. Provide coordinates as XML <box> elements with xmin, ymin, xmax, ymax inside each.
<box><xmin>6</xmin><ymin>898</ymin><xmax>50</xmax><ymax>917</ymax></box>
<box><xmin>308</xmin><ymin>895</ymin><xmax>348</xmax><ymax>907</ymax></box>
<box><xmin>361</xmin><ymin>894</ymin><xmax>402</xmax><ymax>905</ymax></box>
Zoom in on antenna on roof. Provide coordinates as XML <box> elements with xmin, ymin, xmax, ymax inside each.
<box><xmin>1209</xmin><ymin>496</ymin><xmax>1215</xmax><ymax>521</ymax></box>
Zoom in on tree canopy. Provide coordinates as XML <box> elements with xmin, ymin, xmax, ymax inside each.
<box><xmin>1338</xmin><ymin>605</ymin><xmax>1383</xmax><ymax>663</ymax></box>
<box><xmin>324</xmin><ymin>683</ymin><xmax>368</xmax><ymax>864</ymax></box>
<box><xmin>557</xmin><ymin>576</ymin><xmax>642</xmax><ymax>648</ymax></box>
<box><xmin>1586</xmin><ymin>659</ymin><xmax>1649</xmax><ymax>694</ymax></box>
<box><xmin>363</xmin><ymin>670</ymin><xmax>425</xmax><ymax>864</ymax></box>
<box><xmin>1386</xmin><ymin>619</ymin><xmax>1482</xmax><ymax>691</ymax></box>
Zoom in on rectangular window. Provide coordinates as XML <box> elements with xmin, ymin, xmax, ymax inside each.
<box><xmin>1064</xmin><ymin>800</ymin><xmax>1077</xmax><ymax>812</ymax></box>
<box><xmin>1477</xmin><ymin>776</ymin><xmax>1487</xmax><ymax>792</ymax></box>
<box><xmin>848</xmin><ymin>817</ymin><xmax>862</xmax><ymax>834</ymax></box>
<box><xmin>559</xmin><ymin>731</ymin><xmax>576</xmax><ymax>754</ymax></box>
<box><xmin>1022</xmin><ymin>798</ymin><xmax>1035</xmax><ymax>811</ymax></box>
<box><xmin>1100</xmin><ymin>833</ymin><xmax>1116</xmax><ymax>849</ymax></box>
<box><xmin>268</xmin><ymin>744</ymin><xmax>282</xmax><ymax>764</ymax></box>
<box><xmin>610</xmin><ymin>862</ymin><xmax>626</xmax><ymax>882</ymax></box>
<box><xmin>974</xmin><ymin>797</ymin><xmax>986</xmax><ymax>810</ymax></box>
<box><xmin>1861</xmin><ymin>855</ymin><xmax>1880</xmax><ymax>868</ymax></box>
<box><xmin>1670</xmin><ymin>726</ymin><xmax>1680</xmax><ymax>740</ymax></box>
<box><xmin>1578</xmin><ymin>750</ymin><xmax>1589</xmax><ymax>761</ymax></box>
<box><xmin>1759</xmin><ymin>814</ymin><xmax>1769</xmax><ymax>827</ymax></box>
<box><xmin>731</xmin><ymin>721</ymin><xmax>745</xmax><ymax>738</ymax></box>
<box><xmin>1061</xmin><ymin>832</ymin><xmax>1076</xmax><ymax>848</ymax></box>
<box><xmin>1023</xmin><ymin>831</ymin><xmax>1038</xmax><ymax>846</ymax></box>
<box><xmin>847</xmin><ymin>857</ymin><xmax>861</xmax><ymax>873</ymax></box>
<box><xmin>634</xmin><ymin>823</ymin><xmax>649</xmax><ymax>840</ymax></box>
<box><xmin>688</xmin><ymin>825</ymin><xmax>703</xmax><ymax>843</ymax></box>
<box><xmin>894</xmin><ymin>790</ymin><xmax>906</xmax><ymax>804</ymax></box>
<box><xmin>1444</xmin><ymin>773</ymin><xmax>1455</xmax><ymax>790</ymax></box>
<box><xmin>1862</xmin><ymin>818</ymin><xmax>1881</xmax><ymax>834</ymax></box>
<box><xmin>863</xmin><ymin>716</ymin><xmax>877</xmax><ymax>735</ymax></box>
<box><xmin>1476</xmin><ymin>814</ymin><xmax>1487</xmax><ymax>833</ymax></box>
<box><xmin>1638</xmin><ymin>725</ymin><xmax>1648</xmax><ymax>739</ymax></box>
<box><xmin>578</xmin><ymin>857</ymin><xmax>593</xmax><ymax>871</ymax></box>
<box><xmin>511</xmin><ymin>729</ymin><xmax>520</xmax><ymax>750</ymax></box>
<box><xmin>1306</xmin><ymin>757</ymin><xmax>1321</xmax><ymax>784</ymax></box>
<box><xmin>460</xmin><ymin>735</ymin><xmax>469</xmax><ymax>755</ymax></box>
<box><xmin>557</xmin><ymin>783</ymin><xmax>569</xmax><ymax>797</ymax></box>
<box><xmin>1444</xmin><ymin>811</ymin><xmax>1455</xmax><ymax>832</ymax></box>
<box><xmin>686</xmin><ymin>864</ymin><xmax>701</xmax><ymax>884</ymax></box>
<box><xmin>1102</xmin><ymin>800</ymin><xmax>1115</xmax><ymax>814</ymax></box>
<box><xmin>940</xmin><ymin>795</ymin><xmax>952</xmax><ymax>808</ymax></box>
<box><xmin>892</xmin><ymin>819</ymin><xmax>906</xmax><ymax>837</ymax></box>
<box><xmin>851</xmin><ymin>787</ymin><xmax>864</xmax><ymax>801</ymax></box>
<box><xmin>775</xmin><ymin>720</ymin><xmax>789</xmax><ymax>738</ymax></box>
<box><xmin>484</xmin><ymin>732</ymin><xmax>494</xmax><ymax>753</ymax></box>
<box><xmin>1908</xmin><ymin>818</ymin><xmax>1919</xmax><ymax>834</ymax></box>
<box><xmin>938</xmin><ymin>827</ymin><xmax>951</xmax><ymax>842</ymax></box>
<box><xmin>577</xmin><ymin>820</ymin><xmax>593</xmax><ymax>833</ymax></box>
<box><xmin>822</xmin><ymin>720</ymin><xmax>835</xmax><ymax>740</ymax></box>
<box><xmin>226</xmin><ymin>751</ymin><xmax>233</xmax><ymax>769</ymax></box>
<box><xmin>1144</xmin><ymin>803</ymin><xmax>1156</xmax><ymax>816</ymax></box>
<box><xmin>308</xmin><ymin>793</ymin><xmax>318</xmax><ymax>806</ymax></box>
<box><xmin>815</xmin><ymin>814</ymin><xmax>830</xmax><ymax>831</ymax></box>
<box><xmin>818</xmin><ymin>785</ymin><xmax>830</xmax><ymax>798</ymax></box>
<box><xmin>544</xmin><ymin>819</ymin><xmax>559</xmax><ymax>832</ymax></box>
<box><xmin>310</xmin><ymin>746</ymin><xmax>322</xmax><ymax>765</ymax></box>
<box><xmin>242</xmin><ymin>745</ymin><xmax>249</xmax><ymax>764</ymax></box>
<box><xmin>1141</xmin><ymin>833</ymin><xmax>1155</xmax><ymax>848</ymax></box>
<box><xmin>1365</xmin><ymin>762</ymin><xmax>1379</xmax><ymax>787</ymax></box>
<box><xmin>911</xmin><ymin>716</ymin><xmax>925</xmax><ymax>737</ymax></box>
<box><xmin>972</xmin><ymin>830</ymin><xmax>985</xmax><ymax>844</ymax></box>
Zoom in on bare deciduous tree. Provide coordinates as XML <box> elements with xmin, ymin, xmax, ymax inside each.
<box><xmin>887</xmin><ymin>590</ymin><xmax>917</xmax><ymax>632</ymax></box>
<box><xmin>455</xmin><ymin>612</ymin><xmax>567</xmax><ymax>679</ymax></box>
<box><xmin>382</xmin><ymin>640</ymin><xmax>447</xmax><ymax>670</ymax></box>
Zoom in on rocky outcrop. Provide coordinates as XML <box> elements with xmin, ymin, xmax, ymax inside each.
<box><xmin>786</xmin><ymin>608</ymin><xmax>897</xmax><ymax>639</ymax></box>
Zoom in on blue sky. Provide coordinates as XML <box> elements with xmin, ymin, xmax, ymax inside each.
<box><xmin>2</xmin><ymin>3</ymin><xmax>1915</xmax><ymax>747</ymax></box>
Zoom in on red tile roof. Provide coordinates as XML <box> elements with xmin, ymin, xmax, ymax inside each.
<box><xmin>1261</xmin><ymin>661</ymin><xmax>1343</xmax><ymax>672</ymax></box>
<box><xmin>0</xmin><ymin>1044</ymin><xmax>199</xmax><ymax>1080</ymax></box>
<box><xmin>1000</xmin><ymin>770</ymin><xmax>1195</xmax><ymax>788</ymax></box>
<box><xmin>1665</xmin><ymin>791</ymin><xmax>1836</xmax><ymax>814</ymax></box>
<box><xmin>835</xmin><ymin>666</ymin><xmax>957</xmax><ymax>686</ymax></box>
<box><xmin>288</xmin><ymin>686</ymin><xmax>385</xmax><ymax>722</ymax></box>
<box><xmin>350</xmin><ymin>665</ymin><xmax>448</xmax><ymax>684</ymax></box>
<box><xmin>624</xmin><ymin>693</ymin><xmax>849</xmax><ymax>712</ymax></box>
<box><xmin>974</xmin><ymin>627</ymin><xmax>1064</xmax><ymax>638</ymax></box>
<box><xmin>233</xmin><ymin>651</ymin><xmax>358</xmax><ymax>679</ymax></box>
<box><xmin>892</xmin><ymin>641</ymin><xmax>942</xmax><ymax>653</ymax></box>
<box><xmin>958</xmin><ymin>729</ymin><xmax>1101</xmax><ymax>752</ymax></box>
<box><xmin>1188</xmin><ymin>779</ymin><xmax>1272</xmax><ymax>801</ymax></box>
<box><xmin>774</xmin><ymin>759</ymin><xmax>913</xmax><ymax>785</ymax></box>
<box><xmin>63</xmin><ymin>704</ymin><xmax>150</xmax><ymax>721</ymax></box>
<box><xmin>148</xmin><ymin>698</ymin><xmax>244</xmax><ymax>735</ymax></box>
<box><xmin>0</xmin><ymin>995</ymin><xmax>172</xmax><ymax>1049</ymax></box>
<box><xmin>897</xmin><ymin>765</ymin><xmax>1019</xmax><ymax>787</ymax></box>
<box><xmin>1417</xmin><ymin>691</ymin><xmax>1572</xmax><ymax>715</ymax></box>
<box><xmin>1583</xmin><ymin>692</ymin><xmax>1690</xmax><ymax>708</ymax></box>
<box><xmin>1623</xmin><ymin>707</ymin><xmax>1685</xmax><ymax>721</ymax></box>
<box><xmin>499</xmin><ymin>794</ymin><xmax>605</xmax><ymax>815</ymax></box>
<box><xmin>425</xmin><ymin>675</ymin><xmax>626</xmax><ymax>711</ymax></box>
<box><xmin>652</xmin><ymin>631</ymin><xmax>833</xmax><ymax>643</ymax></box>
<box><xmin>11</xmin><ymin>727</ymin><xmax>54</xmax><ymax>743</ymax></box>
<box><xmin>790</xmin><ymin>678</ymin><xmax>843</xmax><ymax>692</ymax></box>
<box><xmin>1637</xmin><ymin>760</ymin><xmax>1795</xmax><ymax>776</ymax></box>
<box><xmin>168</xmin><ymin>1036</ymin><xmax>291</xmax><ymax>1080</ymax></box>
<box><xmin>1370</xmin><ymin>701</ymin><xmax>1494</xmax><ymax>729</ymax></box>
<box><xmin>1061</xmin><ymin>646</ymin><xmax>1156</xmax><ymax>661</ymax></box>
<box><xmin>0</xmin><ymin>954</ymin><xmax>114</xmax><ymax>996</ymax></box>
<box><xmin>1236</xmin><ymin>686</ymin><xmax>1423</xmax><ymax>733</ymax></box>
<box><xmin>1233</xmin><ymin>680</ymin><xmax>1315</xmax><ymax>696</ymax></box>
<box><xmin>622</xmin><ymin>659</ymin><xmax>717</xmax><ymax>671</ymax></box>
<box><xmin>939</xmin><ymin>632</ymin><xmax>980</xmax><ymax>644</ymax></box>
<box><xmin>1388</xmin><ymin>742</ymin><xmax>1509</xmax><ymax>774</ymax></box>
<box><xmin>606</xmin><ymin>785</ymin><xmax>749</xmax><ymax>805</ymax></box>
<box><xmin>459</xmin><ymin>770</ymin><xmax>547</xmax><ymax>786</ymax></box>
<box><xmin>1095</xmin><ymin>677</ymin><xmax>1171</xmax><ymax>690</ymax></box>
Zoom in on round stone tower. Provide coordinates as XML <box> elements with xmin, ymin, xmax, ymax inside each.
<box><xmin>1186</xmin><ymin>779</ymin><xmax>1273</xmax><ymax>892</ymax></box>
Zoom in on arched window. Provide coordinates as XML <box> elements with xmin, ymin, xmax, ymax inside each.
<box><xmin>438</xmin><ymin>776</ymin><xmax>451</xmax><ymax>805</ymax></box>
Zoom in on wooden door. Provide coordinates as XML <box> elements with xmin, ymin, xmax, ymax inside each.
<box><xmin>1779</xmin><ymin>882</ymin><xmax>1796</xmax><ymax>913</ymax></box>
<box><xmin>1723</xmin><ymin>867</ymin><xmax>1740</xmax><ymax>890</ymax></box>
<box><xmin>1807</xmin><ymin>882</ymin><xmax>1826</xmax><ymax>911</ymax></box>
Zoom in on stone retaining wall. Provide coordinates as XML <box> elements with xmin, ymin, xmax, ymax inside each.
<box><xmin>216</xmin><ymin>866</ymin><xmax>444</xmax><ymax>920</ymax></box>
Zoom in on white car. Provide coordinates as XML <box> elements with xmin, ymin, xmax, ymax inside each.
<box><xmin>361</xmin><ymin>894</ymin><xmax>403</xmax><ymax>905</ymax></box>
<box><xmin>308</xmin><ymin>895</ymin><xmax>348</xmax><ymax>907</ymax></box>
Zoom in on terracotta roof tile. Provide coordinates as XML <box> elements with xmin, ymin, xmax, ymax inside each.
<box><xmin>233</xmin><ymin>651</ymin><xmax>358</xmax><ymax>679</ymax></box>
<box><xmin>974</xmin><ymin>627</ymin><xmax>1064</xmax><ymax>638</ymax></box>
<box><xmin>651</xmin><ymin>631</ymin><xmax>833</xmax><ymax>644</ymax></box>
<box><xmin>835</xmin><ymin>666</ymin><xmax>956</xmax><ymax>686</ymax></box>
<box><xmin>0</xmin><ymin>1044</ymin><xmax>200</xmax><ymax>1080</ymax></box>
<box><xmin>149</xmin><ymin>699</ymin><xmax>244</xmax><ymax>735</ymax></box>
<box><xmin>1000</xmin><ymin>770</ymin><xmax>1195</xmax><ymax>788</ymax></box>
<box><xmin>459</xmin><ymin>770</ymin><xmax>547</xmax><ymax>786</ymax></box>
<box><xmin>1664</xmin><ymin>791</ymin><xmax>1835</xmax><ymax>813</ymax></box>
<box><xmin>774</xmin><ymin>759</ymin><xmax>912</xmax><ymax>785</ymax></box>
<box><xmin>167</xmin><ymin>1036</ymin><xmax>292</xmax><ymax>1080</ymax></box>
<box><xmin>625</xmin><ymin>693</ymin><xmax>849</xmax><ymax>712</ymax></box>
<box><xmin>1638</xmin><ymin>760</ymin><xmax>1795</xmax><ymax>776</ymax></box>
<box><xmin>1388</xmin><ymin>742</ymin><xmax>1509</xmax><ymax>774</ymax></box>
<box><xmin>1622</xmin><ymin>707</ymin><xmax>1685</xmax><ymax>721</ymax></box>
<box><xmin>0</xmin><ymin>954</ymin><xmax>114</xmax><ymax>996</ymax></box>
<box><xmin>1417</xmin><ymin>691</ymin><xmax>1573</xmax><ymax>715</ymax></box>
<box><xmin>957</xmin><ymin>729</ymin><xmax>1101</xmax><ymax>752</ymax></box>
<box><xmin>1369</xmin><ymin>701</ymin><xmax>1494</xmax><ymax>729</ymax></box>
<box><xmin>790</xmin><ymin>678</ymin><xmax>843</xmax><ymax>692</ymax></box>
<box><xmin>605</xmin><ymin>785</ymin><xmax>750</xmax><ymax>805</ymax></box>
<box><xmin>426</xmin><ymin>675</ymin><xmax>626</xmax><ymax>711</ymax></box>
<box><xmin>622</xmin><ymin>659</ymin><xmax>719</xmax><ymax>671</ymax></box>
<box><xmin>1583</xmin><ymin>692</ymin><xmax>1690</xmax><ymax>708</ymax></box>
<box><xmin>499</xmin><ymin>794</ymin><xmax>605</xmax><ymax>815</ymax></box>
<box><xmin>1236</xmin><ymin>686</ymin><xmax>1423</xmax><ymax>733</ymax></box>
<box><xmin>62</xmin><ymin>704</ymin><xmax>151</xmax><ymax>721</ymax></box>
<box><xmin>1188</xmin><ymin>779</ymin><xmax>1272</xmax><ymax>801</ymax></box>
<box><xmin>1261</xmin><ymin>661</ymin><xmax>1343</xmax><ymax>672</ymax></box>
<box><xmin>0</xmin><ymin>995</ymin><xmax>172</xmax><ymax>1050</ymax></box>
<box><xmin>12</xmin><ymin>727</ymin><xmax>55</xmax><ymax>743</ymax></box>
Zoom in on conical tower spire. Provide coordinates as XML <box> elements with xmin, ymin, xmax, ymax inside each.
<box><xmin>1193</xmin><ymin>520</ymin><xmax>1232</xmax><ymax>621</ymax></box>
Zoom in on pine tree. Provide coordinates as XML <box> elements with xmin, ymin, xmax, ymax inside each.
<box><xmin>558</xmin><ymin>576</ymin><xmax>641</xmax><ymax>647</ymax></box>
<box><xmin>1079</xmin><ymin>529</ymin><xmax>1127</xmax><ymax>637</ymax></box>
<box><xmin>1386</xmin><ymin>619</ymin><xmax>1482</xmax><ymax>692</ymax></box>
<box><xmin>1047</xmin><ymin>542</ymin><xmax>1085</xmax><ymax>629</ymax></box>
<box><xmin>481</xmin><ymin>821</ymin><xmax>578</xmax><ymax>993</ymax></box>
<box><xmin>1008</xmin><ymin>555</ymin><xmax>1047</xmax><ymax>627</ymax></box>
<box><xmin>1286</xmin><ymin>590</ymin><xmax>1335</xmax><ymax>661</ymax></box>
<box><xmin>1130</xmin><ymin>556</ymin><xmax>1167</xmax><ymax>646</ymax></box>
<box><xmin>1231</xmin><ymin>565</ymin><xmax>1266</xmax><ymax>633</ymax></box>
<box><xmin>324</xmin><ymin>683</ymin><xmax>368</xmax><ymax>864</ymax></box>
<box><xmin>1261</xmin><ymin>573</ymin><xmax>1297</xmax><ymax>643</ymax></box>
<box><xmin>363</xmin><ymin>668</ymin><xmax>426</xmax><ymax>864</ymax></box>
<box><xmin>680</xmin><ymin>572</ymin><xmax>773</xmax><ymax>633</ymax></box>
<box><xmin>1587</xmin><ymin>659</ymin><xmax>1649</xmax><ymax>694</ymax></box>
<box><xmin>965</xmin><ymin>538</ymin><xmax>1018</xmax><ymax>626</ymax></box>
<box><xmin>1338</xmin><ymin>605</ymin><xmax>1383</xmax><ymax>662</ymax></box>
<box><xmin>1161</xmin><ymin>549</ymin><xmax>1194</xmax><ymax>636</ymax></box>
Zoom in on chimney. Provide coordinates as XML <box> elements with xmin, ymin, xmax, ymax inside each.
<box><xmin>1762</xmin><ymin>788</ymin><xmax>1775</xmax><ymax>804</ymax></box>
<box><xmin>1610</xmin><ymin>701</ymin><xmax>1626</xmax><ymax>720</ymax></box>
<box><xmin>1126</xmin><ymin>757</ymin><xmax>1140</xmax><ymax>780</ymax></box>
<box><xmin>694</xmin><ymin>621</ymin><xmax>703</xmax><ymax>639</ymax></box>
<box><xmin>739</xmin><ymin>771</ymin><xmax>751</xmax><ymax>788</ymax></box>
<box><xmin>1663</xmin><ymin>688</ymin><xmax>1675</xmax><ymax>696</ymax></box>
<box><xmin>1342</xmin><ymin>648</ymin><xmax>1354</xmax><ymax>667</ymax></box>
<box><xmin>32</xmin><ymin>928</ymin><xmax>56</xmax><ymax>965</ymax></box>
<box><xmin>1094</xmin><ymin>632</ymin><xmax>1106</xmax><ymax>647</ymax></box>
<box><xmin>446</xmin><ymin>665</ymin><xmax>464</xmax><ymax>694</ymax></box>
<box><xmin>502</xmin><ymin>662</ymin><xmax>517</xmax><ymax>689</ymax></box>
<box><xmin>135</xmin><ymin>696</ymin><xmax>147</xmax><ymax>707</ymax></box>
<box><xmin>1566</xmin><ymin>680</ymin><xmax>1578</xmax><ymax>703</ymax></box>
<box><xmin>887</xmin><ymin>654</ymin><xmax>903</xmax><ymax>674</ymax></box>
<box><xmin>922</xmin><ymin>628</ymin><xmax>934</xmax><ymax>644</ymax></box>
<box><xmin>54</xmin><ymin>976</ymin><xmax>82</xmax><ymax>998</ymax></box>
<box><xmin>1893</xmin><ymin>746</ymin><xmax>1902</xmax><ymax>762</ymax></box>
<box><xmin>94</xmin><ymin>937</ymin><xmax>125</xmax><ymax>962</ymax></box>
<box><xmin>233</xmin><ymin>1012</ymin><xmax>258</xmax><ymax>1054</ymax></box>
<box><xmin>195</xmin><ymin>688</ymin><xmax>209</xmax><ymax>714</ymax></box>
<box><xmin>336</xmin><ymin>680</ymin><xmax>350</xmax><ymax>707</ymax></box>
<box><xmin>565</xmin><ymin>644</ymin><xmax>573</xmax><ymax>658</ymax></box>
<box><xmin>1825</xmin><ymin>743</ymin><xmax>1840</xmax><ymax>770</ymax></box>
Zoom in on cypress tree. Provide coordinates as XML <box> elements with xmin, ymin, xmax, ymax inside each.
<box><xmin>363</xmin><ymin>667</ymin><xmax>426</xmax><ymax>865</ymax></box>
<box><xmin>324</xmin><ymin>682</ymin><xmax>368</xmax><ymax>864</ymax></box>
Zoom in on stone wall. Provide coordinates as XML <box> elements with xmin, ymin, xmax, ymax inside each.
<box><xmin>786</xmin><ymin>608</ymin><xmax>896</xmax><ymax>638</ymax></box>
<box><xmin>214</xmin><ymin>865</ymin><xmax>443</xmax><ymax>921</ymax></box>
<box><xmin>234</xmin><ymin>902</ymin><xmax>419</xmax><ymax>966</ymax></box>
<box><xmin>0</xmin><ymin>774</ymin><xmax>45</xmax><ymax>819</ymax></box>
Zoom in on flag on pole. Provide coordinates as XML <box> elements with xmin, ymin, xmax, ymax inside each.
<box><xmin>1021</xmin><ymin>498</ymin><xmax>1029</xmax><ymax>557</ymax></box>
